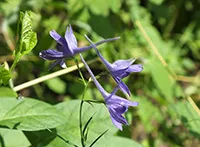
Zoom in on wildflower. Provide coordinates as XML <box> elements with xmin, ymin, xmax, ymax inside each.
<box><xmin>80</xmin><ymin>54</ymin><xmax>138</xmax><ymax>130</ymax></box>
<box><xmin>39</xmin><ymin>25</ymin><xmax>120</xmax><ymax>69</ymax></box>
<box><xmin>84</xmin><ymin>35</ymin><xmax>143</xmax><ymax>96</ymax></box>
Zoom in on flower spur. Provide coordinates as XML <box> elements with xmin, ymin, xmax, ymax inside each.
<box><xmin>39</xmin><ymin>25</ymin><xmax>120</xmax><ymax>69</ymax></box>
<box><xmin>84</xmin><ymin>35</ymin><xmax>143</xmax><ymax>96</ymax></box>
<box><xmin>80</xmin><ymin>54</ymin><xmax>138</xmax><ymax>130</ymax></box>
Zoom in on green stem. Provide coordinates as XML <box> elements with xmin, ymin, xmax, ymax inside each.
<box><xmin>74</xmin><ymin>57</ymin><xmax>88</xmax><ymax>147</ymax></box>
<box><xmin>74</xmin><ymin>57</ymin><xmax>86</xmax><ymax>86</ymax></box>
<box><xmin>79</xmin><ymin>100</ymin><xmax>85</xmax><ymax>147</ymax></box>
<box><xmin>10</xmin><ymin>56</ymin><xmax>20</xmax><ymax>72</ymax></box>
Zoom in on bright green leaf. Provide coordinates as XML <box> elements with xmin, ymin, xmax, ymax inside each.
<box><xmin>45</xmin><ymin>100</ymin><xmax>118</xmax><ymax>146</ymax></box>
<box><xmin>0</xmin><ymin>97</ymin><xmax>66</xmax><ymax>131</ymax></box>
<box><xmin>0</xmin><ymin>66</ymin><xmax>11</xmax><ymax>85</ymax></box>
<box><xmin>14</xmin><ymin>11</ymin><xmax>37</xmax><ymax>62</ymax></box>
<box><xmin>21</xmin><ymin>31</ymin><xmax>37</xmax><ymax>56</ymax></box>
<box><xmin>0</xmin><ymin>128</ymin><xmax>31</xmax><ymax>147</ymax></box>
<box><xmin>94</xmin><ymin>136</ymin><xmax>142</xmax><ymax>147</ymax></box>
<box><xmin>0</xmin><ymin>87</ymin><xmax>17</xmax><ymax>97</ymax></box>
<box><xmin>108</xmin><ymin>0</ymin><xmax>121</xmax><ymax>13</ymax></box>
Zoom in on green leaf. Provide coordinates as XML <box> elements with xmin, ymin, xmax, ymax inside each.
<box><xmin>0</xmin><ymin>97</ymin><xmax>66</xmax><ymax>131</ymax></box>
<box><xmin>150</xmin><ymin>0</ymin><xmax>164</xmax><ymax>5</ymax></box>
<box><xmin>136</xmin><ymin>96</ymin><xmax>163</xmax><ymax>132</ymax></box>
<box><xmin>21</xmin><ymin>31</ymin><xmax>37</xmax><ymax>56</ymax></box>
<box><xmin>84</xmin><ymin>0</ymin><xmax>121</xmax><ymax>16</ymax></box>
<box><xmin>173</xmin><ymin>100</ymin><xmax>200</xmax><ymax>136</ymax></box>
<box><xmin>14</xmin><ymin>11</ymin><xmax>37</xmax><ymax>63</ymax></box>
<box><xmin>0</xmin><ymin>0</ymin><xmax>21</xmax><ymax>16</ymax></box>
<box><xmin>146</xmin><ymin>58</ymin><xmax>174</xmax><ymax>102</ymax></box>
<box><xmin>0</xmin><ymin>66</ymin><xmax>11</xmax><ymax>85</ymax></box>
<box><xmin>0</xmin><ymin>128</ymin><xmax>31</xmax><ymax>147</ymax></box>
<box><xmin>108</xmin><ymin>0</ymin><xmax>121</xmax><ymax>13</ymax></box>
<box><xmin>0</xmin><ymin>87</ymin><xmax>17</xmax><ymax>97</ymax></box>
<box><xmin>44</xmin><ymin>100</ymin><xmax>118</xmax><ymax>146</ymax></box>
<box><xmin>46</xmin><ymin>78</ymin><xmax>66</xmax><ymax>94</ymax></box>
<box><xmin>94</xmin><ymin>136</ymin><xmax>142</xmax><ymax>147</ymax></box>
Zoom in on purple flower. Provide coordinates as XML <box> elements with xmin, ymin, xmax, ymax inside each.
<box><xmin>80</xmin><ymin>54</ymin><xmax>138</xmax><ymax>130</ymax></box>
<box><xmin>84</xmin><ymin>35</ymin><xmax>143</xmax><ymax>96</ymax></box>
<box><xmin>39</xmin><ymin>25</ymin><xmax>120</xmax><ymax>69</ymax></box>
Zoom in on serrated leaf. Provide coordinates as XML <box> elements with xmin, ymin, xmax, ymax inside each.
<box><xmin>0</xmin><ymin>128</ymin><xmax>31</xmax><ymax>147</ymax></box>
<box><xmin>0</xmin><ymin>66</ymin><xmax>11</xmax><ymax>85</ymax></box>
<box><xmin>21</xmin><ymin>31</ymin><xmax>37</xmax><ymax>56</ymax></box>
<box><xmin>0</xmin><ymin>97</ymin><xmax>66</xmax><ymax>131</ymax></box>
<box><xmin>15</xmin><ymin>11</ymin><xmax>37</xmax><ymax>59</ymax></box>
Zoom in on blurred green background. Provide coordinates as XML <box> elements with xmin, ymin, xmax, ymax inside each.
<box><xmin>0</xmin><ymin>0</ymin><xmax>200</xmax><ymax>146</ymax></box>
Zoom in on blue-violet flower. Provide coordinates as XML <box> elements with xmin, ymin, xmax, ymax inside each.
<box><xmin>84</xmin><ymin>35</ymin><xmax>143</xmax><ymax>96</ymax></box>
<box><xmin>39</xmin><ymin>25</ymin><xmax>120</xmax><ymax>69</ymax></box>
<box><xmin>80</xmin><ymin>54</ymin><xmax>138</xmax><ymax>130</ymax></box>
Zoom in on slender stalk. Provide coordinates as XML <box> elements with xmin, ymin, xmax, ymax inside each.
<box><xmin>74</xmin><ymin>57</ymin><xmax>86</xmax><ymax>86</ymax></box>
<box><xmin>10</xmin><ymin>57</ymin><xmax>19</xmax><ymax>72</ymax></box>
<box><xmin>13</xmin><ymin>58</ymin><xmax>96</xmax><ymax>92</ymax></box>
<box><xmin>79</xmin><ymin>100</ymin><xmax>85</xmax><ymax>147</ymax></box>
<box><xmin>135</xmin><ymin>20</ymin><xmax>200</xmax><ymax>115</ymax></box>
<box><xmin>187</xmin><ymin>97</ymin><xmax>200</xmax><ymax>116</ymax></box>
<box><xmin>74</xmin><ymin>57</ymin><xmax>90</xmax><ymax>147</ymax></box>
<box><xmin>84</xmin><ymin>34</ymin><xmax>112</xmax><ymax>69</ymax></box>
<box><xmin>89</xmin><ymin>129</ymin><xmax>108</xmax><ymax>147</ymax></box>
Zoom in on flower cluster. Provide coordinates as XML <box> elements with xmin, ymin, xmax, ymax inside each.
<box><xmin>39</xmin><ymin>25</ymin><xmax>143</xmax><ymax>130</ymax></box>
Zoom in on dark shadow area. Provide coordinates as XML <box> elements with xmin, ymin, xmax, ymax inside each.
<box><xmin>0</xmin><ymin>134</ymin><xmax>5</xmax><ymax>147</ymax></box>
<box><xmin>24</xmin><ymin>128</ymin><xmax>57</xmax><ymax>146</ymax></box>
<box><xmin>0</xmin><ymin>122</ymin><xmax>21</xmax><ymax>130</ymax></box>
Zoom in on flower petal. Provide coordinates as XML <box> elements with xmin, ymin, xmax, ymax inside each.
<box><xmin>112</xmin><ymin>76</ymin><xmax>131</xmax><ymax>96</ymax></box>
<box><xmin>112</xmin><ymin>104</ymin><xmax>127</xmax><ymax>114</ymax></box>
<box><xmin>39</xmin><ymin>49</ymin><xmax>64</xmax><ymax>60</ymax></box>
<box><xmin>111</xmin><ymin>59</ymin><xmax>136</xmax><ymax>71</ymax></box>
<box><xmin>127</xmin><ymin>64</ymin><xmax>143</xmax><ymax>73</ymax></box>
<box><xmin>50</xmin><ymin>30</ymin><xmax>66</xmax><ymax>46</ymax></box>
<box><xmin>118</xmin><ymin>81</ymin><xmax>131</xmax><ymax>96</ymax></box>
<box><xmin>65</xmin><ymin>25</ymin><xmax>77</xmax><ymax>53</ymax></box>
<box><xmin>107</xmin><ymin>95</ymin><xmax>139</xmax><ymax>107</ymax></box>
<box><xmin>108</xmin><ymin>107</ymin><xmax>128</xmax><ymax>125</ymax></box>
<box><xmin>109</xmin><ymin>112</ymin><xmax>123</xmax><ymax>130</ymax></box>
